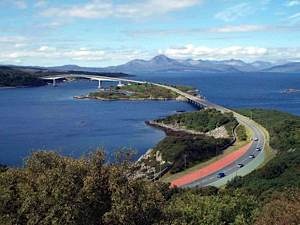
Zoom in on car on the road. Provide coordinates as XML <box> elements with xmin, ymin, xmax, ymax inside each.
<box><xmin>254</xmin><ymin>137</ymin><xmax>259</xmax><ymax>141</ymax></box>
<box><xmin>217</xmin><ymin>172</ymin><xmax>225</xmax><ymax>178</ymax></box>
<box><xmin>256</xmin><ymin>147</ymin><xmax>261</xmax><ymax>151</ymax></box>
<box><xmin>237</xmin><ymin>163</ymin><xmax>244</xmax><ymax>168</ymax></box>
<box><xmin>249</xmin><ymin>154</ymin><xmax>255</xmax><ymax>159</ymax></box>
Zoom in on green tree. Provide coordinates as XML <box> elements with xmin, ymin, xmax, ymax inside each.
<box><xmin>254</xmin><ymin>188</ymin><xmax>300</xmax><ymax>225</ymax></box>
<box><xmin>0</xmin><ymin>151</ymin><xmax>111</xmax><ymax>225</ymax></box>
<box><xmin>159</xmin><ymin>190</ymin><xmax>258</xmax><ymax>225</ymax></box>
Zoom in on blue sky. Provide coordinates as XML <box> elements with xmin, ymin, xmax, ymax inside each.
<box><xmin>1</xmin><ymin>0</ymin><xmax>300</xmax><ymax>66</ymax></box>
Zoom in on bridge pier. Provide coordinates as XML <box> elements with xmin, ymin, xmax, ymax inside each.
<box><xmin>117</xmin><ymin>80</ymin><xmax>124</xmax><ymax>87</ymax></box>
<box><xmin>98</xmin><ymin>80</ymin><xmax>103</xmax><ymax>89</ymax></box>
<box><xmin>53</xmin><ymin>79</ymin><xmax>56</xmax><ymax>87</ymax></box>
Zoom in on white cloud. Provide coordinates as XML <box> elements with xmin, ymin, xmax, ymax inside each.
<box><xmin>38</xmin><ymin>45</ymin><xmax>56</xmax><ymax>52</ymax></box>
<box><xmin>160</xmin><ymin>44</ymin><xmax>281</xmax><ymax>61</ymax></box>
<box><xmin>2</xmin><ymin>44</ymin><xmax>300</xmax><ymax>66</ymax></box>
<box><xmin>41</xmin><ymin>0</ymin><xmax>200</xmax><ymax>19</ymax></box>
<box><xmin>286</xmin><ymin>0</ymin><xmax>300</xmax><ymax>6</ymax></box>
<box><xmin>209</xmin><ymin>25</ymin><xmax>266</xmax><ymax>33</ymax></box>
<box><xmin>287</xmin><ymin>12</ymin><xmax>300</xmax><ymax>23</ymax></box>
<box><xmin>0</xmin><ymin>46</ymin><xmax>148</xmax><ymax>65</ymax></box>
<box><xmin>0</xmin><ymin>36</ymin><xmax>28</xmax><ymax>49</ymax></box>
<box><xmin>35</xmin><ymin>0</ymin><xmax>47</xmax><ymax>8</ymax></box>
<box><xmin>215</xmin><ymin>3</ymin><xmax>254</xmax><ymax>22</ymax></box>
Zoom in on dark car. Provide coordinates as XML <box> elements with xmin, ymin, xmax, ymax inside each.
<box><xmin>217</xmin><ymin>172</ymin><xmax>225</xmax><ymax>178</ymax></box>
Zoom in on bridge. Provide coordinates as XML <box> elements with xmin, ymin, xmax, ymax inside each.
<box><xmin>41</xmin><ymin>74</ymin><xmax>146</xmax><ymax>89</ymax></box>
<box><xmin>42</xmin><ymin>74</ymin><xmax>267</xmax><ymax>187</ymax></box>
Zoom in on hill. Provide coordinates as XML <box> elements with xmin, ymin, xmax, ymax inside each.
<box><xmin>262</xmin><ymin>62</ymin><xmax>300</xmax><ymax>73</ymax></box>
<box><xmin>0</xmin><ymin>66</ymin><xmax>47</xmax><ymax>87</ymax></box>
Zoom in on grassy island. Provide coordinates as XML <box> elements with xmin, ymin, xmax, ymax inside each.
<box><xmin>86</xmin><ymin>83</ymin><xmax>182</xmax><ymax>101</ymax></box>
<box><xmin>142</xmin><ymin>109</ymin><xmax>238</xmax><ymax>174</ymax></box>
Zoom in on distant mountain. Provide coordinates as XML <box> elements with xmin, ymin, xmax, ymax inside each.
<box><xmin>262</xmin><ymin>62</ymin><xmax>300</xmax><ymax>73</ymax></box>
<box><xmin>47</xmin><ymin>65</ymin><xmax>105</xmax><ymax>73</ymax></box>
<box><xmin>250</xmin><ymin>61</ymin><xmax>273</xmax><ymax>70</ymax></box>
<box><xmin>103</xmin><ymin>55</ymin><xmax>241</xmax><ymax>73</ymax></box>
<box><xmin>3</xmin><ymin>55</ymin><xmax>299</xmax><ymax>74</ymax></box>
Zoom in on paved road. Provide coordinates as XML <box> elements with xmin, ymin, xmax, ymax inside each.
<box><xmin>185</xmin><ymin>115</ymin><xmax>265</xmax><ymax>188</ymax></box>
<box><xmin>152</xmin><ymin>82</ymin><xmax>266</xmax><ymax>188</ymax></box>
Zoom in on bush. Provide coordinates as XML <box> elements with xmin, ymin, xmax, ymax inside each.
<box><xmin>236</xmin><ymin>125</ymin><xmax>247</xmax><ymax>141</ymax></box>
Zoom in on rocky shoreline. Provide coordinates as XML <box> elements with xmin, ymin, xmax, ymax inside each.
<box><xmin>146</xmin><ymin>120</ymin><xmax>230</xmax><ymax>139</ymax></box>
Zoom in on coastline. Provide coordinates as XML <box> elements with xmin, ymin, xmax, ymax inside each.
<box><xmin>146</xmin><ymin>120</ymin><xmax>230</xmax><ymax>139</ymax></box>
<box><xmin>74</xmin><ymin>95</ymin><xmax>187</xmax><ymax>102</ymax></box>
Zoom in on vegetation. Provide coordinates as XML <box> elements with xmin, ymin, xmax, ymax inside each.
<box><xmin>154</xmin><ymin>133</ymin><xmax>231</xmax><ymax>173</ymax></box>
<box><xmin>228</xmin><ymin>109</ymin><xmax>300</xmax><ymax>196</ymax></box>
<box><xmin>143</xmin><ymin>109</ymin><xmax>237</xmax><ymax>173</ymax></box>
<box><xmin>170</xmin><ymin>85</ymin><xmax>198</xmax><ymax>95</ymax></box>
<box><xmin>0</xmin><ymin>164</ymin><xmax>7</xmax><ymax>173</ymax></box>
<box><xmin>155</xmin><ymin>108</ymin><xmax>238</xmax><ymax>134</ymax></box>
<box><xmin>0</xmin><ymin>150</ymin><xmax>261</xmax><ymax>225</ymax></box>
<box><xmin>160</xmin><ymin>189</ymin><xmax>259</xmax><ymax>225</ymax></box>
<box><xmin>0</xmin><ymin>66</ymin><xmax>47</xmax><ymax>87</ymax></box>
<box><xmin>0</xmin><ymin>150</ymin><xmax>170</xmax><ymax>225</ymax></box>
<box><xmin>236</xmin><ymin>124</ymin><xmax>248</xmax><ymax>141</ymax></box>
<box><xmin>88</xmin><ymin>83</ymin><xmax>179</xmax><ymax>100</ymax></box>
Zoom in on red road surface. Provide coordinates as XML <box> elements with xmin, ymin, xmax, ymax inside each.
<box><xmin>171</xmin><ymin>142</ymin><xmax>252</xmax><ymax>187</ymax></box>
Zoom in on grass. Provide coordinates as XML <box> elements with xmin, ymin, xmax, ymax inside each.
<box><xmin>88</xmin><ymin>83</ymin><xmax>179</xmax><ymax>100</ymax></box>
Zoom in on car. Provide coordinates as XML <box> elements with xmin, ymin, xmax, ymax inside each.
<box><xmin>249</xmin><ymin>154</ymin><xmax>255</xmax><ymax>159</ymax></box>
<box><xmin>237</xmin><ymin>163</ymin><xmax>244</xmax><ymax>168</ymax></box>
<box><xmin>254</xmin><ymin>137</ymin><xmax>259</xmax><ymax>141</ymax></box>
<box><xmin>217</xmin><ymin>172</ymin><xmax>225</xmax><ymax>178</ymax></box>
<box><xmin>256</xmin><ymin>147</ymin><xmax>261</xmax><ymax>151</ymax></box>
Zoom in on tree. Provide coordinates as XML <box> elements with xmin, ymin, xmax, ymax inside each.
<box><xmin>0</xmin><ymin>151</ymin><xmax>111</xmax><ymax>225</ymax></box>
<box><xmin>159</xmin><ymin>190</ymin><xmax>258</xmax><ymax>225</ymax></box>
<box><xmin>254</xmin><ymin>188</ymin><xmax>300</xmax><ymax>225</ymax></box>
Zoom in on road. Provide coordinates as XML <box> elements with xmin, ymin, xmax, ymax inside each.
<box><xmin>152</xmin><ymin>82</ymin><xmax>266</xmax><ymax>188</ymax></box>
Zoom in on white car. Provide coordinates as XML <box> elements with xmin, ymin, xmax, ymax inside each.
<box><xmin>256</xmin><ymin>147</ymin><xmax>261</xmax><ymax>151</ymax></box>
<box><xmin>237</xmin><ymin>163</ymin><xmax>244</xmax><ymax>168</ymax></box>
<box><xmin>254</xmin><ymin>137</ymin><xmax>259</xmax><ymax>141</ymax></box>
<box><xmin>249</xmin><ymin>154</ymin><xmax>255</xmax><ymax>159</ymax></box>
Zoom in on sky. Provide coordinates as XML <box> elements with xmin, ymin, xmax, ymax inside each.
<box><xmin>1</xmin><ymin>0</ymin><xmax>300</xmax><ymax>66</ymax></box>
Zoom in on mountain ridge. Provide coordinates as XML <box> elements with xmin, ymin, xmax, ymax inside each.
<box><xmin>2</xmin><ymin>55</ymin><xmax>300</xmax><ymax>74</ymax></box>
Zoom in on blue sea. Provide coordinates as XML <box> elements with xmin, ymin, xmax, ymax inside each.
<box><xmin>1</xmin><ymin>72</ymin><xmax>299</xmax><ymax>166</ymax></box>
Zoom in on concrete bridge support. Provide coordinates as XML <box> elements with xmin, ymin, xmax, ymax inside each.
<box><xmin>98</xmin><ymin>80</ymin><xmax>103</xmax><ymax>89</ymax></box>
<box><xmin>53</xmin><ymin>79</ymin><xmax>56</xmax><ymax>87</ymax></box>
<box><xmin>117</xmin><ymin>80</ymin><xmax>124</xmax><ymax>87</ymax></box>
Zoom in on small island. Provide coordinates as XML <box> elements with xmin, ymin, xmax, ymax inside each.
<box><xmin>281</xmin><ymin>88</ymin><xmax>300</xmax><ymax>94</ymax></box>
<box><xmin>77</xmin><ymin>83</ymin><xmax>198</xmax><ymax>101</ymax></box>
